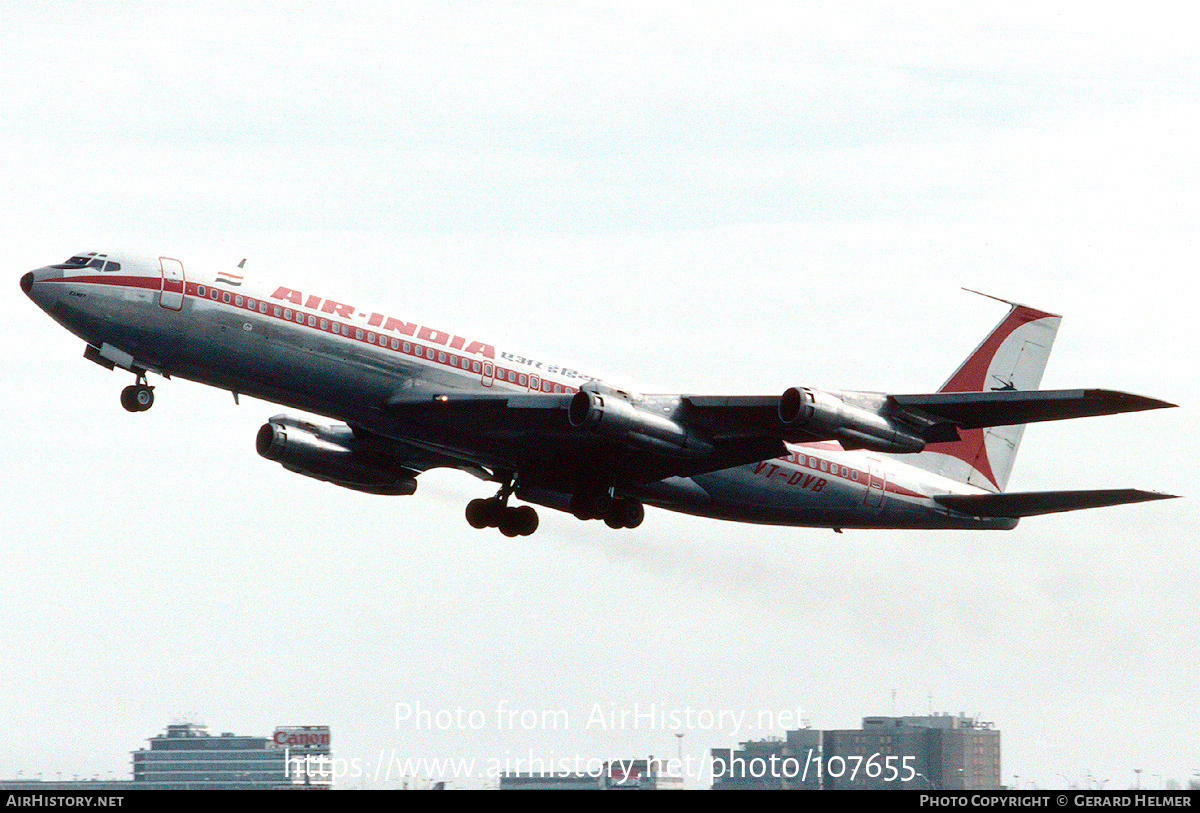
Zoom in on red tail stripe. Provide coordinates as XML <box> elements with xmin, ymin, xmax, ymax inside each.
<box><xmin>939</xmin><ymin>306</ymin><xmax>1053</xmax><ymax>394</ymax></box>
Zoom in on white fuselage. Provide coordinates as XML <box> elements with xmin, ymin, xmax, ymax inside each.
<box><xmin>22</xmin><ymin>252</ymin><xmax>1012</xmax><ymax>531</ymax></box>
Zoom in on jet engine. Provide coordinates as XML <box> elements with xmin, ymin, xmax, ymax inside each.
<box><xmin>568</xmin><ymin>390</ymin><xmax>713</xmax><ymax>456</ymax></box>
<box><xmin>256</xmin><ymin>416</ymin><xmax>419</xmax><ymax>495</ymax></box>
<box><xmin>778</xmin><ymin>387</ymin><xmax>928</xmax><ymax>453</ymax></box>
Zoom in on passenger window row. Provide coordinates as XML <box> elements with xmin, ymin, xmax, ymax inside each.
<box><xmin>189</xmin><ymin>283</ymin><xmax>576</xmax><ymax>395</ymax></box>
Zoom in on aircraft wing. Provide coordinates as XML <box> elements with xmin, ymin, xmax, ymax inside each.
<box><xmin>378</xmin><ymin>385</ymin><xmax>1175</xmax><ymax>486</ymax></box>
<box><xmin>382</xmin><ymin>388</ymin><xmax>788</xmax><ymax>484</ymax></box>
<box><xmin>682</xmin><ymin>388</ymin><xmax>1176</xmax><ymax>454</ymax></box>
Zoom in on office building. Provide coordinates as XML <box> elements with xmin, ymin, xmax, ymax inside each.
<box><xmin>131</xmin><ymin>723</ymin><xmax>331</xmax><ymax>789</ymax></box>
<box><xmin>711</xmin><ymin>728</ymin><xmax>822</xmax><ymax>790</ymax></box>
<box><xmin>824</xmin><ymin>713</ymin><xmax>1000</xmax><ymax>790</ymax></box>
<box><xmin>710</xmin><ymin>712</ymin><xmax>1000</xmax><ymax>790</ymax></box>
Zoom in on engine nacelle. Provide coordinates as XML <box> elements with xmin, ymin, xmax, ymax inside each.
<box><xmin>568</xmin><ymin>390</ymin><xmax>713</xmax><ymax>457</ymax></box>
<box><xmin>256</xmin><ymin>417</ymin><xmax>418</xmax><ymax>495</ymax></box>
<box><xmin>778</xmin><ymin>387</ymin><xmax>927</xmax><ymax>453</ymax></box>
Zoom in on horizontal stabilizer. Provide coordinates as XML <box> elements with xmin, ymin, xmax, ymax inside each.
<box><xmin>934</xmin><ymin>489</ymin><xmax>1178</xmax><ymax>518</ymax></box>
<box><xmin>889</xmin><ymin>389</ymin><xmax>1174</xmax><ymax>430</ymax></box>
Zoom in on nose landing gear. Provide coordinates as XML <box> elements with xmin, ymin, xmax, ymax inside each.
<box><xmin>120</xmin><ymin>377</ymin><xmax>155</xmax><ymax>412</ymax></box>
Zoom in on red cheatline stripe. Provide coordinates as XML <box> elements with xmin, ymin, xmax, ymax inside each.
<box><xmin>47</xmin><ymin>274</ymin><xmax>581</xmax><ymax>394</ymax></box>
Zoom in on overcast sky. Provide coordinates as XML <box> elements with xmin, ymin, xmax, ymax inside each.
<box><xmin>3</xmin><ymin>1</ymin><xmax>1196</xmax><ymax>790</ymax></box>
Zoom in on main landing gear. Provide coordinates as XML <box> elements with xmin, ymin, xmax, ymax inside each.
<box><xmin>466</xmin><ymin>497</ymin><xmax>540</xmax><ymax>537</ymax></box>
<box><xmin>570</xmin><ymin>490</ymin><xmax>645</xmax><ymax>529</ymax></box>
<box><xmin>120</xmin><ymin>375</ymin><xmax>155</xmax><ymax>412</ymax></box>
<box><xmin>466</xmin><ymin>476</ymin><xmax>539</xmax><ymax>537</ymax></box>
<box><xmin>465</xmin><ymin>481</ymin><xmax>645</xmax><ymax>536</ymax></box>
<box><xmin>465</xmin><ymin>474</ymin><xmax>542</xmax><ymax>537</ymax></box>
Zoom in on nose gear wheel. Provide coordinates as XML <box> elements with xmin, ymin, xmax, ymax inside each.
<box><xmin>121</xmin><ymin>383</ymin><xmax>154</xmax><ymax>412</ymax></box>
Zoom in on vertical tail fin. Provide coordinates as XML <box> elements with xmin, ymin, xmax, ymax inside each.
<box><xmin>898</xmin><ymin>292</ymin><xmax>1062</xmax><ymax>492</ymax></box>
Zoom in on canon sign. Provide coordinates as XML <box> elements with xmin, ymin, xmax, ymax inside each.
<box><xmin>274</xmin><ymin>726</ymin><xmax>331</xmax><ymax>749</ymax></box>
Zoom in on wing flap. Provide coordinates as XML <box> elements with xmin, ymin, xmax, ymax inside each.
<box><xmin>681</xmin><ymin>395</ymin><xmax>839</xmax><ymax>444</ymax></box>
<box><xmin>386</xmin><ymin>391</ymin><xmax>572</xmax><ymax>410</ymax></box>
<box><xmin>934</xmin><ymin>489</ymin><xmax>1178</xmax><ymax>517</ymax></box>
<box><xmin>681</xmin><ymin>395</ymin><xmax>780</xmax><ymax>436</ymax></box>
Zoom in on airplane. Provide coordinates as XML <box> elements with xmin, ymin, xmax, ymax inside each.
<box><xmin>21</xmin><ymin>250</ymin><xmax>1176</xmax><ymax>537</ymax></box>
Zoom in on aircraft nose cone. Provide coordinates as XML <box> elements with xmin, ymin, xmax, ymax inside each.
<box><xmin>20</xmin><ymin>271</ymin><xmax>34</xmax><ymax>295</ymax></box>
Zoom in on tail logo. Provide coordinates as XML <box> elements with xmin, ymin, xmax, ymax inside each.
<box><xmin>919</xmin><ymin>299</ymin><xmax>1061</xmax><ymax>492</ymax></box>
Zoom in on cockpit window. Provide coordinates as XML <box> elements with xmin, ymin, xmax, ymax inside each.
<box><xmin>52</xmin><ymin>252</ymin><xmax>117</xmax><ymax>271</ymax></box>
<box><xmin>52</xmin><ymin>254</ymin><xmax>98</xmax><ymax>269</ymax></box>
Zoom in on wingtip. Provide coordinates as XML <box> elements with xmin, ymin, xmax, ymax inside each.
<box><xmin>1117</xmin><ymin>490</ymin><xmax>1181</xmax><ymax>506</ymax></box>
<box><xmin>1127</xmin><ymin>394</ymin><xmax>1177</xmax><ymax>411</ymax></box>
<box><xmin>1085</xmin><ymin>390</ymin><xmax>1177</xmax><ymax>412</ymax></box>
